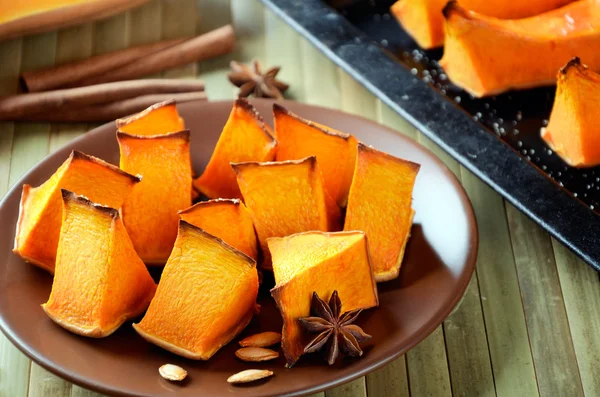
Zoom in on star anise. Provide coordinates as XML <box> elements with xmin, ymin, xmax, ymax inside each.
<box><xmin>228</xmin><ymin>60</ymin><xmax>289</xmax><ymax>100</ymax></box>
<box><xmin>298</xmin><ymin>291</ymin><xmax>371</xmax><ymax>365</ymax></box>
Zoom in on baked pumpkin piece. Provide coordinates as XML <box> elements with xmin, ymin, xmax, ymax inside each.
<box><xmin>117</xmin><ymin>130</ymin><xmax>193</xmax><ymax>264</ymax></box>
<box><xmin>273</xmin><ymin>104</ymin><xmax>357</xmax><ymax>207</ymax></box>
<box><xmin>232</xmin><ymin>156</ymin><xmax>341</xmax><ymax>269</ymax></box>
<box><xmin>440</xmin><ymin>0</ymin><xmax>600</xmax><ymax>97</ymax></box>
<box><xmin>13</xmin><ymin>150</ymin><xmax>139</xmax><ymax>273</ymax></box>
<box><xmin>390</xmin><ymin>0</ymin><xmax>575</xmax><ymax>49</ymax></box>
<box><xmin>42</xmin><ymin>190</ymin><xmax>156</xmax><ymax>338</ymax></box>
<box><xmin>116</xmin><ymin>100</ymin><xmax>184</xmax><ymax>136</ymax></box>
<box><xmin>193</xmin><ymin>98</ymin><xmax>277</xmax><ymax>199</ymax></box>
<box><xmin>269</xmin><ymin>231</ymin><xmax>378</xmax><ymax>366</ymax></box>
<box><xmin>344</xmin><ymin>143</ymin><xmax>419</xmax><ymax>282</ymax></box>
<box><xmin>542</xmin><ymin>58</ymin><xmax>600</xmax><ymax>167</ymax></box>
<box><xmin>133</xmin><ymin>220</ymin><xmax>259</xmax><ymax>360</ymax></box>
<box><xmin>178</xmin><ymin>198</ymin><xmax>258</xmax><ymax>260</ymax></box>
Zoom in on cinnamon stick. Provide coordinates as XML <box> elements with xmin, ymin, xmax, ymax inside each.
<box><xmin>0</xmin><ymin>79</ymin><xmax>205</xmax><ymax>120</ymax></box>
<box><xmin>21</xmin><ymin>37</ymin><xmax>189</xmax><ymax>92</ymax></box>
<box><xmin>20</xmin><ymin>92</ymin><xmax>207</xmax><ymax>122</ymax></box>
<box><xmin>77</xmin><ymin>24</ymin><xmax>236</xmax><ymax>86</ymax></box>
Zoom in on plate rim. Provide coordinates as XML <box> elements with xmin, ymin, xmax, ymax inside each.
<box><xmin>0</xmin><ymin>98</ymin><xmax>478</xmax><ymax>397</ymax></box>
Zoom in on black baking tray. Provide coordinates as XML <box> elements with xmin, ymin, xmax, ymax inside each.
<box><xmin>260</xmin><ymin>0</ymin><xmax>600</xmax><ymax>271</ymax></box>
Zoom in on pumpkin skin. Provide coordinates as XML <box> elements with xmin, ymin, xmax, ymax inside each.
<box><xmin>133</xmin><ymin>221</ymin><xmax>259</xmax><ymax>360</ymax></box>
<box><xmin>42</xmin><ymin>190</ymin><xmax>156</xmax><ymax>338</ymax></box>
<box><xmin>440</xmin><ymin>0</ymin><xmax>600</xmax><ymax>97</ymax></box>
<box><xmin>344</xmin><ymin>143</ymin><xmax>420</xmax><ymax>282</ymax></box>
<box><xmin>117</xmin><ymin>130</ymin><xmax>193</xmax><ymax>264</ymax></box>
<box><xmin>194</xmin><ymin>98</ymin><xmax>277</xmax><ymax>200</ymax></box>
<box><xmin>390</xmin><ymin>0</ymin><xmax>575</xmax><ymax>49</ymax></box>
<box><xmin>13</xmin><ymin>150</ymin><xmax>140</xmax><ymax>273</ymax></box>
<box><xmin>116</xmin><ymin>100</ymin><xmax>184</xmax><ymax>136</ymax></box>
<box><xmin>273</xmin><ymin>103</ymin><xmax>357</xmax><ymax>207</ymax></box>
<box><xmin>269</xmin><ymin>231</ymin><xmax>378</xmax><ymax>367</ymax></box>
<box><xmin>542</xmin><ymin>58</ymin><xmax>600</xmax><ymax>167</ymax></box>
<box><xmin>178</xmin><ymin>198</ymin><xmax>258</xmax><ymax>260</ymax></box>
<box><xmin>232</xmin><ymin>156</ymin><xmax>341</xmax><ymax>270</ymax></box>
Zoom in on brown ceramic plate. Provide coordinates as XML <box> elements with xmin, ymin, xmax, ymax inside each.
<box><xmin>0</xmin><ymin>99</ymin><xmax>477</xmax><ymax>397</ymax></box>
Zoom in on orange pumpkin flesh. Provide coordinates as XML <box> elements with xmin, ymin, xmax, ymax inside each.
<box><xmin>232</xmin><ymin>157</ymin><xmax>341</xmax><ymax>269</ymax></box>
<box><xmin>542</xmin><ymin>58</ymin><xmax>600</xmax><ymax>167</ymax></box>
<box><xmin>269</xmin><ymin>231</ymin><xmax>378</xmax><ymax>367</ymax></box>
<box><xmin>116</xmin><ymin>100</ymin><xmax>185</xmax><ymax>136</ymax></box>
<box><xmin>390</xmin><ymin>0</ymin><xmax>575</xmax><ymax>49</ymax></box>
<box><xmin>193</xmin><ymin>98</ymin><xmax>277</xmax><ymax>199</ymax></box>
<box><xmin>42</xmin><ymin>190</ymin><xmax>157</xmax><ymax>338</ymax></box>
<box><xmin>273</xmin><ymin>104</ymin><xmax>357</xmax><ymax>207</ymax></box>
<box><xmin>133</xmin><ymin>220</ymin><xmax>259</xmax><ymax>360</ymax></box>
<box><xmin>178</xmin><ymin>198</ymin><xmax>258</xmax><ymax>260</ymax></box>
<box><xmin>117</xmin><ymin>130</ymin><xmax>193</xmax><ymax>264</ymax></box>
<box><xmin>13</xmin><ymin>151</ymin><xmax>140</xmax><ymax>273</ymax></box>
<box><xmin>344</xmin><ymin>143</ymin><xmax>420</xmax><ymax>282</ymax></box>
<box><xmin>440</xmin><ymin>0</ymin><xmax>600</xmax><ymax>97</ymax></box>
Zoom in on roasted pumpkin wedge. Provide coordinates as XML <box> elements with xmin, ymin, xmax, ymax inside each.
<box><xmin>269</xmin><ymin>231</ymin><xmax>378</xmax><ymax>367</ymax></box>
<box><xmin>42</xmin><ymin>190</ymin><xmax>156</xmax><ymax>338</ymax></box>
<box><xmin>133</xmin><ymin>220</ymin><xmax>259</xmax><ymax>360</ymax></box>
<box><xmin>391</xmin><ymin>0</ymin><xmax>575</xmax><ymax>49</ymax></box>
<box><xmin>232</xmin><ymin>156</ymin><xmax>341</xmax><ymax>269</ymax></box>
<box><xmin>117</xmin><ymin>130</ymin><xmax>193</xmax><ymax>264</ymax></box>
<box><xmin>273</xmin><ymin>104</ymin><xmax>357</xmax><ymax>207</ymax></box>
<box><xmin>441</xmin><ymin>0</ymin><xmax>600</xmax><ymax>97</ymax></box>
<box><xmin>344</xmin><ymin>143</ymin><xmax>419</xmax><ymax>282</ymax></box>
<box><xmin>13</xmin><ymin>150</ymin><xmax>139</xmax><ymax>273</ymax></box>
<box><xmin>116</xmin><ymin>100</ymin><xmax>184</xmax><ymax>136</ymax></box>
<box><xmin>542</xmin><ymin>58</ymin><xmax>600</xmax><ymax>167</ymax></box>
<box><xmin>178</xmin><ymin>198</ymin><xmax>258</xmax><ymax>260</ymax></box>
<box><xmin>193</xmin><ymin>98</ymin><xmax>277</xmax><ymax>199</ymax></box>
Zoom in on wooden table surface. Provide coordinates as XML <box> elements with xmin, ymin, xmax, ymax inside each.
<box><xmin>1</xmin><ymin>1</ymin><xmax>599</xmax><ymax>396</ymax></box>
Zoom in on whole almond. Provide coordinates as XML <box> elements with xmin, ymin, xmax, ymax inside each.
<box><xmin>227</xmin><ymin>369</ymin><xmax>274</xmax><ymax>384</ymax></box>
<box><xmin>159</xmin><ymin>364</ymin><xmax>187</xmax><ymax>381</ymax></box>
<box><xmin>239</xmin><ymin>331</ymin><xmax>282</xmax><ymax>347</ymax></box>
<box><xmin>235</xmin><ymin>347</ymin><xmax>279</xmax><ymax>362</ymax></box>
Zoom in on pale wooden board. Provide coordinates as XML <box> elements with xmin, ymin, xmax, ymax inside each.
<box><xmin>161</xmin><ymin>0</ymin><xmax>198</xmax><ymax>79</ymax></box>
<box><xmin>9</xmin><ymin>33</ymin><xmax>57</xmax><ymax>187</ymax></box>
<box><xmin>365</xmin><ymin>357</ymin><xmax>409</xmax><ymax>397</ymax></box>
<box><xmin>230</xmin><ymin>0</ymin><xmax>266</xmax><ymax>65</ymax></box>
<box><xmin>376</xmin><ymin>101</ymin><xmax>417</xmax><ymax>140</ymax></box>
<box><xmin>265</xmin><ymin>11</ymin><xmax>304</xmax><ymax>102</ymax></box>
<box><xmin>196</xmin><ymin>0</ymin><xmax>235</xmax><ymax>101</ymax></box>
<box><xmin>506</xmin><ymin>204</ymin><xmax>584</xmax><ymax>397</ymax></box>
<box><xmin>552</xmin><ymin>240</ymin><xmax>600</xmax><ymax>396</ymax></box>
<box><xmin>28</xmin><ymin>365</ymin><xmax>71</xmax><ymax>397</ymax></box>
<box><xmin>415</xmin><ymin>132</ymin><xmax>495</xmax><ymax>397</ymax></box>
<box><xmin>129</xmin><ymin>0</ymin><xmax>162</xmax><ymax>47</ymax></box>
<box><xmin>406</xmin><ymin>327</ymin><xmax>452</xmax><ymax>397</ymax></box>
<box><xmin>49</xmin><ymin>25</ymin><xmax>93</xmax><ymax>153</ymax></box>
<box><xmin>92</xmin><ymin>13</ymin><xmax>129</xmax><ymax>55</ymax></box>
<box><xmin>460</xmin><ymin>169</ymin><xmax>539</xmax><ymax>397</ymax></box>
<box><xmin>301</xmin><ymin>42</ymin><xmax>341</xmax><ymax>109</ymax></box>
<box><xmin>444</xmin><ymin>276</ymin><xmax>496</xmax><ymax>397</ymax></box>
<box><xmin>0</xmin><ymin>37</ymin><xmax>30</xmax><ymax>397</ymax></box>
<box><xmin>0</xmin><ymin>39</ymin><xmax>30</xmax><ymax>397</ymax></box>
<box><xmin>325</xmin><ymin>378</ymin><xmax>367</xmax><ymax>397</ymax></box>
<box><xmin>70</xmin><ymin>385</ymin><xmax>106</xmax><ymax>397</ymax></box>
<box><xmin>6</xmin><ymin>31</ymin><xmax>59</xmax><ymax>397</ymax></box>
<box><xmin>14</xmin><ymin>30</ymin><xmax>77</xmax><ymax>397</ymax></box>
